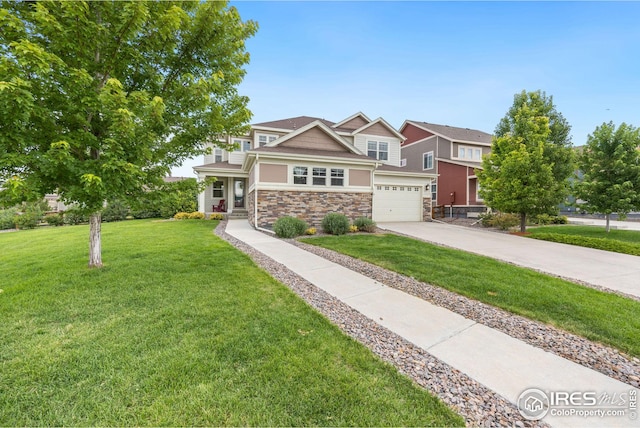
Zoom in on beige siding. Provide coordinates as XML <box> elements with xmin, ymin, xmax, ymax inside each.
<box><xmin>279</xmin><ymin>128</ymin><xmax>347</xmax><ymax>151</ymax></box>
<box><xmin>349</xmin><ymin>169</ymin><xmax>371</xmax><ymax>186</ymax></box>
<box><xmin>359</xmin><ymin>123</ymin><xmax>397</xmax><ymax>138</ymax></box>
<box><xmin>259</xmin><ymin>163</ymin><xmax>288</xmax><ymax>183</ymax></box>
<box><xmin>354</xmin><ymin>134</ymin><xmax>402</xmax><ymax>167</ymax></box>
<box><xmin>339</xmin><ymin>116</ymin><xmax>369</xmax><ymax>130</ymax></box>
<box><xmin>249</xmin><ymin>165</ymin><xmax>256</xmax><ymax>186</ymax></box>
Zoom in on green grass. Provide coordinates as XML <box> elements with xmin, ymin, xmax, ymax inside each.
<box><xmin>529</xmin><ymin>225</ymin><xmax>640</xmax><ymax>256</ymax></box>
<box><xmin>0</xmin><ymin>220</ymin><xmax>463</xmax><ymax>426</ymax></box>
<box><xmin>301</xmin><ymin>234</ymin><xmax>640</xmax><ymax>358</ymax></box>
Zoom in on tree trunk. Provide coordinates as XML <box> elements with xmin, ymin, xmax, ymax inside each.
<box><xmin>520</xmin><ymin>212</ymin><xmax>527</xmax><ymax>233</ymax></box>
<box><xmin>89</xmin><ymin>212</ymin><xmax>103</xmax><ymax>268</ymax></box>
<box><xmin>605</xmin><ymin>213</ymin><xmax>611</xmax><ymax>233</ymax></box>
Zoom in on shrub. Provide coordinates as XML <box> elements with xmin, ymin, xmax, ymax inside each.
<box><xmin>188</xmin><ymin>212</ymin><xmax>205</xmax><ymax>219</ymax></box>
<box><xmin>531</xmin><ymin>214</ymin><xmax>569</xmax><ymax>226</ymax></box>
<box><xmin>482</xmin><ymin>212</ymin><xmax>520</xmax><ymax>230</ymax></box>
<box><xmin>173</xmin><ymin>212</ymin><xmax>190</xmax><ymax>220</ymax></box>
<box><xmin>64</xmin><ymin>209</ymin><xmax>89</xmax><ymax>225</ymax></box>
<box><xmin>102</xmin><ymin>200</ymin><xmax>129</xmax><ymax>222</ymax></box>
<box><xmin>552</xmin><ymin>215</ymin><xmax>568</xmax><ymax>224</ymax></box>
<box><xmin>209</xmin><ymin>213</ymin><xmax>224</xmax><ymax>220</ymax></box>
<box><xmin>478</xmin><ymin>211</ymin><xmax>494</xmax><ymax>227</ymax></box>
<box><xmin>305</xmin><ymin>227</ymin><xmax>317</xmax><ymax>235</ymax></box>
<box><xmin>130</xmin><ymin>208</ymin><xmax>161</xmax><ymax>219</ymax></box>
<box><xmin>14</xmin><ymin>211</ymin><xmax>40</xmax><ymax>229</ymax></box>
<box><xmin>353</xmin><ymin>216</ymin><xmax>377</xmax><ymax>233</ymax></box>
<box><xmin>349</xmin><ymin>225</ymin><xmax>359</xmax><ymax>233</ymax></box>
<box><xmin>273</xmin><ymin>216</ymin><xmax>308</xmax><ymax>238</ymax></box>
<box><xmin>0</xmin><ymin>208</ymin><xmax>19</xmax><ymax>230</ymax></box>
<box><xmin>44</xmin><ymin>213</ymin><xmax>64</xmax><ymax>226</ymax></box>
<box><xmin>321</xmin><ymin>213</ymin><xmax>350</xmax><ymax>235</ymax></box>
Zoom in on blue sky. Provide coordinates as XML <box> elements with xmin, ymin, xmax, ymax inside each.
<box><xmin>172</xmin><ymin>1</ymin><xmax>640</xmax><ymax>176</ymax></box>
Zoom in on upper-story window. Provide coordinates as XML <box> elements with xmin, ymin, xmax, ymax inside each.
<box><xmin>458</xmin><ymin>146</ymin><xmax>482</xmax><ymax>161</ymax></box>
<box><xmin>257</xmin><ymin>133</ymin><xmax>278</xmax><ymax>147</ymax></box>
<box><xmin>214</xmin><ymin>148</ymin><xmax>223</xmax><ymax>163</ymax></box>
<box><xmin>292</xmin><ymin>166</ymin><xmax>345</xmax><ymax>187</ymax></box>
<box><xmin>331</xmin><ymin>169</ymin><xmax>344</xmax><ymax>186</ymax></box>
<box><xmin>367</xmin><ymin>141</ymin><xmax>388</xmax><ymax>161</ymax></box>
<box><xmin>293</xmin><ymin>166</ymin><xmax>308</xmax><ymax>184</ymax></box>
<box><xmin>312</xmin><ymin>168</ymin><xmax>326</xmax><ymax>185</ymax></box>
<box><xmin>233</xmin><ymin>138</ymin><xmax>252</xmax><ymax>152</ymax></box>
<box><xmin>423</xmin><ymin>151</ymin><xmax>434</xmax><ymax>170</ymax></box>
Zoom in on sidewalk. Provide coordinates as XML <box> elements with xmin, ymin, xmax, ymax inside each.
<box><xmin>378</xmin><ymin>222</ymin><xmax>640</xmax><ymax>299</ymax></box>
<box><xmin>567</xmin><ymin>217</ymin><xmax>640</xmax><ymax>231</ymax></box>
<box><xmin>225</xmin><ymin>220</ymin><xmax>637</xmax><ymax>428</ymax></box>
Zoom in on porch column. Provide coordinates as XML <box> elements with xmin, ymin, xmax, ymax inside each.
<box><xmin>197</xmin><ymin>174</ymin><xmax>206</xmax><ymax>213</ymax></box>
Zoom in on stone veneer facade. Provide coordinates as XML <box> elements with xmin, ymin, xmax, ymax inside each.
<box><xmin>255</xmin><ymin>190</ymin><xmax>373</xmax><ymax>228</ymax></box>
<box><xmin>423</xmin><ymin>197</ymin><xmax>433</xmax><ymax>221</ymax></box>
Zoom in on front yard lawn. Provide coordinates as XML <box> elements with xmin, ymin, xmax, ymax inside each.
<box><xmin>528</xmin><ymin>225</ymin><xmax>640</xmax><ymax>256</ymax></box>
<box><xmin>0</xmin><ymin>220</ymin><xmax>463</xmax><ymax>427</ymax></box>
<box><xmin>301</xmin><ymin>234</ymin><xmax>640</xmax><ymax>358</ymax></box>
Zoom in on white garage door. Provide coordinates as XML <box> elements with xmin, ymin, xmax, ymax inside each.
<box><xmin>373</xmin><ymin>185</ymin><xmax>422</xmax><ymax>222</ymax></box>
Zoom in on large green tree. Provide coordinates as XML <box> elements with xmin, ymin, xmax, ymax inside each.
<box><xmin>0</xmin><ymin>1</ymin><xmax>257</xmax><ymax>267</ymax></box>
<box><xmin>478</xmin><ymin>90</ymin><xmax>575</xmax><ymax>232</ymax></box>
<box><xmin>574</xmin><ymin>122</ymin><xmax>640</xmax><ymax>232</ymax></box>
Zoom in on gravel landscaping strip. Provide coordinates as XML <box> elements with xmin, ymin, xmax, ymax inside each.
<box><xmin>216</xmin><ymin>221</ymin><xmax>548</xmax><ymax>428</ymax></box>
<box><xmin>292</xmin><ymin>235</ymin><xmax>640</xmax><ymax>389</ymax></box>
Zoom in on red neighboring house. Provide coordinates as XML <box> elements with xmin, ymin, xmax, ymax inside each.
<box><xmin>399</xmin><ymin>120</ymin><xmax>493</xmax><ymax>216</ymax></box>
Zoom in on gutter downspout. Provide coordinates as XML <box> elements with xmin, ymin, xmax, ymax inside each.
<box><xmin>254</xmin><ymin>153</ymin><xmax>259</xmax><ymax>229</ymax></box>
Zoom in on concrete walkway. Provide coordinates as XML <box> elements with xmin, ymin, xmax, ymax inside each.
<box><xmin>379</xmin><ymin>222</ymin><xmax>640</xmax><ymax>299</ymax></box>
<box><xmin>225</xmin><ymin>220</ymin><xmax>637</xmax><ymax>428</ymax></box>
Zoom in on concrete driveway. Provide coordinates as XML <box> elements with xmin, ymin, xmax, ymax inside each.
<box><xmin>378</xmin><ymin>222</ymin><xmax>640</xmax><ymax>299</ymax></box>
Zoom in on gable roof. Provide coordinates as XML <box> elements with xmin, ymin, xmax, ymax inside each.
<box><xmin>252</xmin><ymin>116</ymin><xmax>335</xmax><ymax>132</ymax></box>
<box><xmin>332</xmin><ymin>112</ymin><xmax>372</xmax><ymax>130</ymax></box>
<box><xmin>403</xmin><ymin>120</ymin><xmax>493</xmax><ymax>145</ymax></box>
<box><xmin>352</xmin><ymin>117</ymin><xmax>406</xmax><ymax>140</ymax></box>
<box><xmin>265</xmin><ymin>120</ymin><xmax>365</xmax><ymax>155</ymax></box>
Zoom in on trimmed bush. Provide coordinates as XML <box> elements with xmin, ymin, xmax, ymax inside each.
<box><xmin>102</xmin><ymin>200</ymin><xmax>129</xmax><ymax>222</ymax></box>
<box><xmin>0</xmin><ymin>208</ymin><xmax>19</xmax><ymax>230</ymax></box>
<box><xmin>353</xmin><ymin>216</ymin><xmax>377</xmax><ymax>233</ymax></box>
<box><xmin>64</xmin><ymin>209</ymin><xmax>89</xmax><ymax>225</ymax></box>
<box><xmin>273</xmin><ymin>216</ymin><xmax>308</xmax><ymax>238</ymax></box>
<box><xmin>188</xmin><ymin>212</ymin><xmax>205</xmax><ymax>219</ymax></box>
<box><xmin>321</xmin><ymin>213</ymin><xmax>350</xmax><ymax>235</ymax></box>
<box><xmin>209</xmin><ymin>213</ymin><xmax>224</xmax><ymax>220</ymax></box>
<box><xmin>14</xmin><ymin>211</ymin><xmax>39</xmax><ymax>229</ymax></box>
<box><xmin>173</xmin><ymin>212</ymin><xmax>190</xmax><ymax>220</ymax></box>
<box><xmin>481</xmin><ymin>212</ymin><xmax>520</xmax><ymax>230</ymax></box>
<box><xmin>305</xmin><ymin>227</ymin><xmax>317</xmax><ymax>235</ymax></box>
<box><xmin>44</xmin><ymin>213</ymin><xmax>64</xmax><ymax>226</ymax></box>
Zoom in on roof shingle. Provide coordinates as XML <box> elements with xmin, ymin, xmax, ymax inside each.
<box><xmin>408</xmin><ymin>120</ymin><xmax>493</xmax><ymax>144</ymax></box>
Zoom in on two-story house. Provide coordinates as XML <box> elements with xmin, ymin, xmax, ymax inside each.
<box><xmin>194</xmin><ymin>113</ymin><xmax>436</xmax><ymax>228</ymax></box>
<box><xmin>399</xmin><ymin>120</ymin><xmax>493</xmax><ymax>216</ymax></box>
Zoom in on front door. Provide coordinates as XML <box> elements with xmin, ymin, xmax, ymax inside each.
<box><xmin>234</xmin><ymin>178</ymin><xmax>245</xmax><ymax>208</ymax></box>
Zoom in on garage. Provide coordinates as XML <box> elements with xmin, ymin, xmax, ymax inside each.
<box><xmin>373</xmin><ymin>184</ymin><xmax>423</xmax><ymax>222</ymax></box>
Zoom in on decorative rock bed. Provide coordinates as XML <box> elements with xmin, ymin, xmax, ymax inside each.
<box><xmin>216</xmin><ymin>221</ymin><xmax>552</xmax><ymax>427</ymax></box>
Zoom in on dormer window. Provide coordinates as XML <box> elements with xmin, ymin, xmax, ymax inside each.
<box><xmin>257</xmin><ymin>133</ymin><xmax>278</xmax><ymax>147</ymax></box>
<box><xmin>367</xmin><ymin>141</ymin><xmax>388</xmax><ymax>161</ymax></box>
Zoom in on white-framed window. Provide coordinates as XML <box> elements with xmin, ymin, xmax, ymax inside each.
<box><xmin>312</xmin><ymin>167</ymin><xmax>326</xmax><ymax>185</ymax></box>
<box><xmin>212</xmin><ymin>181</ymin><xmax>224</xmax><ymax>198</ymax></box>
<box><xmin>476</xmin><ymin>181</ymin><xmax>483</xmax><ymax>201</ymax></box>
<box><xmin>400</xmin><ymin>158</ymin><xmax>407</xmax><ymax>167</ymax></box>
<box><xmin>457</xmin><ymin>146</ymin><xmax>482</xmax><ymax>160</ymax></box>
<box><xmin>293</xmin><ymin>166</ymin><xmax>308</xmax><ymax>184</ymax></box>
<box><xmin>423</xmin><ymin>151</ymin><xmax>434</xmax><ymax>170</ymax></box>
<box><xmin>431</xmin><ymin>182</ymin><xmax>437</xmax><ymax>201</ymax></box>
<box><xmin>331</xmin><ymin>168</ymin><xmax>344</xmax><ymax>186</ymax></box>
<box><xmin>367</xmin><ymin>140</ymin><xmax>388</xmax><ymax>161</ymax></box>
<box><xmin>233</xmin><ymin>138</ymin><xmax>252</xmax><ymax>152</ymax></box>
<box><xmin>257</xmin><ymin>133</ymin><xmax>278</xmax><ymax>147</ymax></box>
<box><xmin>214</xmin><ymin>148</ymin><xmax>223</xmax><ymax>163</ymax></box>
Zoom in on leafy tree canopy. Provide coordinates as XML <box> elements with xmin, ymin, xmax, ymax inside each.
<box><xmin>478</xmin><ymin>90</ymin><xmax>575</xmax><ymax>232</ymax></box>
<box><xmin>574</xmin><ymin>121</ymin><xmax>640</xmax><ymax>231</ymax></box>
<box><xmin>0</xmin><ymin>0</ymin><xmax>257</xmax><ymax>266</ymax></box>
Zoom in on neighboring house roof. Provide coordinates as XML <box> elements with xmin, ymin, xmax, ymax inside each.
<box><xmin>252</xmin><ymin>116</ymin><xmax>335</xmax><ymax>132</ymax></box>
<box><xmin>403</xmin><ymin>120</ymin><xmax>493</xmax><ymax>145</ymax></box>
